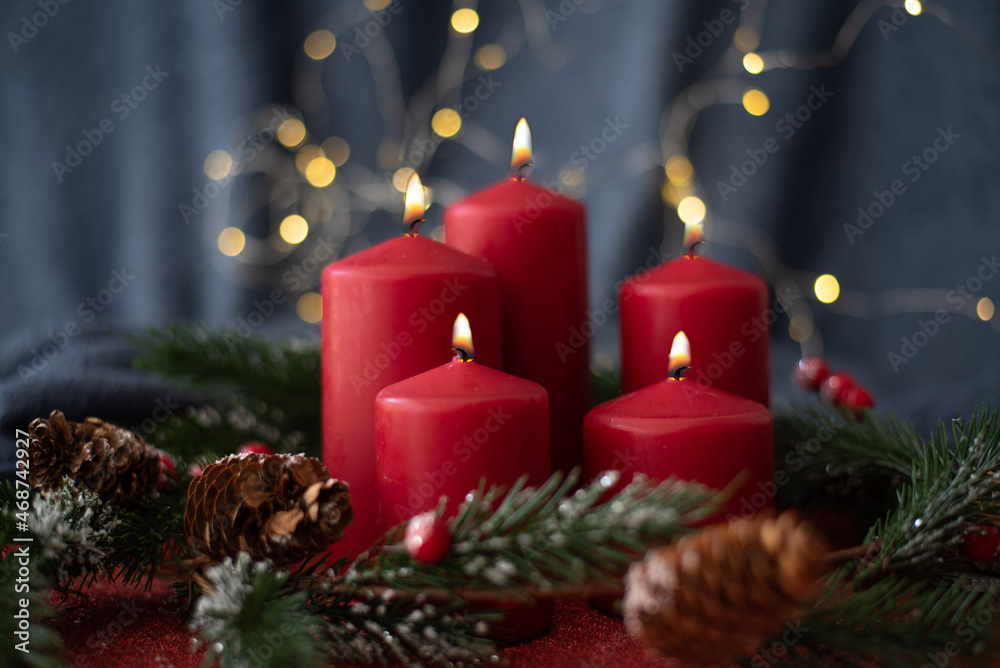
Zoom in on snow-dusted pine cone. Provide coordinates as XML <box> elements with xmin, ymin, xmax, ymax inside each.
<box><xmin>184</xmin><ymin>453</ymin><xmax>353</xmax><ymax>566</ymax></box>
<box><xmin>624</xmin><ymin>511</ymin><xmax>829</xmax><ymax>665</ymax></box>
<box><xmin>28</xmin><ymin>410</ymin><xmax>160</xmax><ymax>505</ymax></box>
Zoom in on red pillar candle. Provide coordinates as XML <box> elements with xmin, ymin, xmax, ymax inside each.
<box><xmin>619</xmin><ymin>223</ymin><xmax>769</xmax><ymax>405</ymax></box>
<box><xmin>375</xmin><ymin>314</ymin><xmax>550</xmax><ymax>524</ymax></box>
<box><xmin>322</xmin><ymin>175</ymin><xmax>503</xmax><ymax>558</ymax></box>
<box><xmin>444</xmin><ymin>119</ymin><xmax>590</xmax><ymax>474</ymax></box>
<box><xmin>584</xmin><ymin>332</ymin><xmax>773</xmax><ymax>522</ymax></box>
<box><xmin>375</xmin><ymin>314</ymin><xmax>553</xmax><ymax>642</ymax></box>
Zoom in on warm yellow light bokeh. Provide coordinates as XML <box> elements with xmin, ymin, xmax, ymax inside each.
<box><xmin>218</xmin><ymin>227</ymin><xmax>246</xmax><ymax>256</ymax></box>
<box><xmin>665</xmin><ymin>155</ymin><xmax>693</xmax><ymax>186</ymax></box>
<box><xmin>304</xmin><ymin>30</ymin><xmax>337</xmax><ymax>60</ymax></box>
<box><xmin>305</xmin><ymin>157</ymin><xmax>336</xmax><ymax>187</ymax></box>
<box><xmin>296</xmin><ymin>292</ymin><xmax>323</xmax><ymax>323</ymax></box>
<box><xmin>733</xmin><ymin>26</ymin><xmax>760</xmax><ymax>51</ymax></box>
<box><xmin>742</xmin><ymin>88</ymin><xmax>770</xmax><ymax>116</ymax></box>
<box><xmin>677</xmin><ymin>196</ymin><xmax>706</xmax><ymax>225</ymax></box>
<box><xmin>451</xmin><ymin>9</ymin><xmax>479</xmax><ymax>34</ymax></box>
<box><xmin>364</xmin><ymin>0</ymin><xmax>391</xmax><ymax>9</ymax></box>
<box><xmin>295</xmin><ymin>145</ymin><xmax>324</xmax><ymax>174</ymax></box>
<box><xmin>392</xmin><ymin>167</ymin><xmax>416</xmax><ymax>192</ymax></box>
<box><xmin>814</xmin><ymin>274</ymin><xmax>840</xmax><ymax>303</ymax></box>
<box><xmin>977</xmin><ymin>297</ymin><xmax>995</xmax><ymax>321</ymax></box>
<box><xmin>204</xmin><ymin>150</ymin><xmax>233</xmax><ymax>180</ymax></box>
<box><xmin>475</xmin><ymin>44</ymin><xmax>506</xmax><ymax>70</ymax></box>
<box><xmin>904</xmin><ymin>0</ymin><xmax>922</xmax><ymax>16</ymax></box>
<box><xmin>788</xmin><ymin>315</ymin><xmax>814</xmax><ymax>343</ymax></box>
<box><xmin>743</xmin><ymin>53</ymin><xmax>764</xmax><ymax>74</ymax></box>
<box><xmin>277</xmin><ymin>118</ymin><xmax>306</xmax><ymax>148</ymax></box>
<box><xmin>279</xmin><ymin>215</ymin><xmax>309</xmax><ymax>244</ymax></box>
<box><xmin>321</xmin><ymin>137</ymin><xmax>350</xmax><ymax>166</ymax></box>
<box><xmin>431</xmin><ymin>109</ymin><xmax>462</xmax><ymax>138</ymax></box>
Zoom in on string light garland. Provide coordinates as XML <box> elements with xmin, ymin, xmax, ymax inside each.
<box><xmin>658</xmin><ymin>0</ymin><xmax>1000</xmax><ymax>355</ymax></box>
<box><xmin>199</xmin><ymin>0</ymin><xmax>999</xmax><ymax>342</ymax></box>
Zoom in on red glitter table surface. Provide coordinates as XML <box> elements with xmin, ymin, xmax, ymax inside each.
<box><xmin>49</xmin><ymin>580</ymin><xmax>675</xmax><ymax>668</ymax></box>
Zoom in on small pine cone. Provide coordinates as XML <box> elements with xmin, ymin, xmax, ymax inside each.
<box><xmin>184</xmin><ymin>453</ymin><xmax>353</xmax><ymax>567</ymax></box>
<box><xmin>623</xmin><ymin>511</ymin><xmax>829</xmax><ymax>666</ymax></box>
<box><xmin>27</xmin><ymin>410</ymin><xmax>161</xmax><ymax>505</ymax></box>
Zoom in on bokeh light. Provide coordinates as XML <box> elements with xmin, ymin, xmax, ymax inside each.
<box><xmin>305</xmin><ymin>157</ymin><xmax>336</xmax><ymax>187</ymax></box>
<box><xmin>303</xmin><ymin>30</ymin><xmax>337</xmax><ymax>60</ymax></box>
<box><xmin>677</xmin><ymin>196</ymin><xmax>706</xmax><ymax>225</ymax></box>
<box><xmin>475</xmin><ymin>44</ymin><xmax>506</xmax><ymax>70</ymax></box>
<box><xmin>788</xmin><ymin>315</ymin><xmax>814</xmax><ymax>342</ymax></box>
<box><xmin>218</xmin><ymin>227</ymin><xmax>246</xmax><ymax>256</ymax></box>
<box><xmin>295</xmin><ymin>145</ymin><xmax>324</xmax><ymax>174</ymax></box>
<box><xmin>743</xmin><ymin>53</ymin><xmax>764</xmax><ymax>74</ymax></box>
<box><xmin>742</xmin><ymin>88</ymin><xmax>770</xmax><ymax>116</ymax></box>
<box><xmin>665</xmin><ymin>155</ymin><xmax>693</xmax><ymax>186</ymax></box>
<box><xmin>904</xmin><ymin>0</ymin><xmax>922</xmax><ymax>16</ymax></box>
<box><xmin>451</xmin><ymin>9</ymin><xmax>479</xmax><ymax>34</ymax></box>
<box><xmin>977</xmin><ymin>297</ymin><xmax>995</xmax><ymax>321</ymax></box>
<box><xmin>321</xmin><ymin>137</ymin><xmax>350</xmax><ymax>166</ymax></box>
<box><xmin>204</xmin><ymin>150</ymin><xmax>233</xmax><ymax>180</ymax></box>
<box><xmin>392</xmin><ymin>167</ymin><xmax>416</xmax><ymax>192</ymax></box>
<box><xmin>814</xmin><ymin>274</ymin><xmax>840</xmax><ymax>303</ymax></box>
<box><xmin>733</xmin><ymin>26</ymin><xmax>760</xmax><ymax>51</ymax></box>
<box><xmin>431</xmin><ymin>109</ymin><xmax>462</xmax><ymax>138</ymax></box>
<box><xmin>296</xmin><ymin>292</ymin><xmax>323</xmax><ymax>323</ymax></box>
<box><xmin>364</xmin><ymin>0</ymin><xmax>391</xmax><ymax>9</ymax></box>
<box><xmin>279</xmin><ymin>215</ymin><xmax>308</xmax><ymax>244</ymax></box>
<box><xmin>277</xmin><ymin>118</ymin><xmax>306</xmax><ymax>148</ymax></box>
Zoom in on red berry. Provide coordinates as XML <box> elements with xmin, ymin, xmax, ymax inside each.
<box><xmin>1</xmin><ymin>545</ymin><xmax>15</xmax><ymax>559</ymax></box>
<box><xmin>157</xmin><ymin>451</ymin><xmax>177</xmax><ymax>490</ymax></box>
<box><xmin>961</xmin><ymin>524</ymin><xmax>1000</xmax><ymax>562</ymax></box>
<box><xmin>188</xmin><ymin>463</ymin><xmax>204</xmax><ymax>477</ymax></box>
<box><xmin>238</xmin><ymin>442</ymin><xmax>274</xmax><ymax>456</ymax></box>
<box><xmin>404</xmin><ymin>512</ymin><xmax>452</xmax><ymax>564</ymax></box>
<box><xmin>820</xmin><ymin>372</ymin><xmax>855</xmax><ymax>404</ymax></box>
<box><xmin>793</xmin><ymin>357</ymin><xmax>829</xmax><ymax>391</ymax></box>
<box><xmin>841</xmin><ymin>386</ymin><xmax>874</xmax><ymax>415</ymax></box>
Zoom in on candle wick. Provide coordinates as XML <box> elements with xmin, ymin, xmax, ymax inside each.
<box><xmin>514</xmin><ymin>163</ymin><xmax>531</xmax><ymax>182</ymax></box>
<box><xmin>452</xmin><ymin>348</ymin><xmax>473</xmax><ymax>363</ymax></box>
<box><xmin>686</xmin><ymin>240</ymin><xmax>705</xmax><ymax>259</ymax></box>
<box><xmin>671</xmin><ymin>366</ymin><xmax>689</xmax><ymax>381</ymax></box>
<box><xmin>406</xmin><ymin>219</ymin><xmax>424</xmax><ymax>237</ymax></box>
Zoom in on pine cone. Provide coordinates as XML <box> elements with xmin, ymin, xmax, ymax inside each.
<box><xmin>184</xmin><ymin>453</ymin><xmax>353</xmax><ymax>566</ymax></box>
<box><xmin>27</xmin><ymin>410</ymin><xmax>161</xmax><ymax>505</ymax></box>
<box><xmin>623</xmin><ymin>511</ymin><xmax>829</xmax><ymax>666</ymax></box>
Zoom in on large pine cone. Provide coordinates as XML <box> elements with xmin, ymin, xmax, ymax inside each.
<box><xmin>184</xmin><ymin>453</ymin><xmax>353</xmax><ymax>566</ymax></box>
<box><xmin>623</xmin><ymin>512</ymin><xmax>829</xmax><ymax>666</ymax></box>
<box><xmin>28</xmin><ymin>410</ymin><xmax>161</xmax><ymax>505</ymax></box>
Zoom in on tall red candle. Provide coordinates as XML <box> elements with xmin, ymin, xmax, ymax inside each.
<box><xmin>584</xmin><ymin>333</ymin><xmax>773</xmax><ymax>522</ymax></box>
<box><xmin>322</xmin><ymin>175</ymin><xmax>503</xmax><ymax>558</ymax></box>
<box><xmin>445</xmin><ymin>119</ymin><xmax>589</xmax><ymax>473</ymax></box>
<box><xmin>619</xmin><ymin>234</ymin><xmax>769</xmax><ymax>405</ymax></box>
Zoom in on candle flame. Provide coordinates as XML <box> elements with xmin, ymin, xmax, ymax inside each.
<box><xmin>403</xmin><ymin>173</ymin><xmax>426</xmax><ymax>229</ymax></box>
<box><xmin>452</xmin><ymin>313</ymin><xmax>474</xmax><ymax>361</ymax></box>
<box><xmin>683</xmin><ymin>221</ymin><xmax>704</xmax><ymax>255</ymax></box>
<box><xmin>510</xmin><ymin>117</ymin><xmax>532</xmax><ymax>175</ymax></box>
<box><xmin>668</xmin><ymin>331</ymin><xmax>691</xmax><ymax>378</ymax></box>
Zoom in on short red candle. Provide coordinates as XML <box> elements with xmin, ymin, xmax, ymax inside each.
<box><xmin>583</xmin><ymin>375</ymin><xmax>773</xmax><ymax>521</ymax></box>
<box><xmin>620</xmin><ymin>256</ymin><xmax>769</xmax><ymax>405</ymax></box>
<box><xmin>445</xmin><ymin>179</ymin><xmax>589</xmax><ymax>474</ymax></box>
<box><xmin>322</xmin><ymin>235</ymin><xmax>502</xmax><ymax>557</ymax></box>
<box><xmin>375</xmin><ymin>357</ymin><xmax>550</xmax><ymax>525</ymax></box>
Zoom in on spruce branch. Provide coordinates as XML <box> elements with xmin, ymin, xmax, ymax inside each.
<box><xmin>190</xmin><ymin>554</ymin><xmax>326</xmax><ymax>668</ymax></box>
<box><xmin>340</xmin><ymin>469</ymin><xmax>722</xmax><ymax>602</ymax></box>
<box><xmin>131</xmin><ymin>323</ymin><xmax>322</xmax><ymax>459</ymax></box>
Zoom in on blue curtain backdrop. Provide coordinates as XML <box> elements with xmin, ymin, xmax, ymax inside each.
<box><xmin>1</xmin><ymin>0</ymin><xmax>998</xmax><ymax>477</ymax></box>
